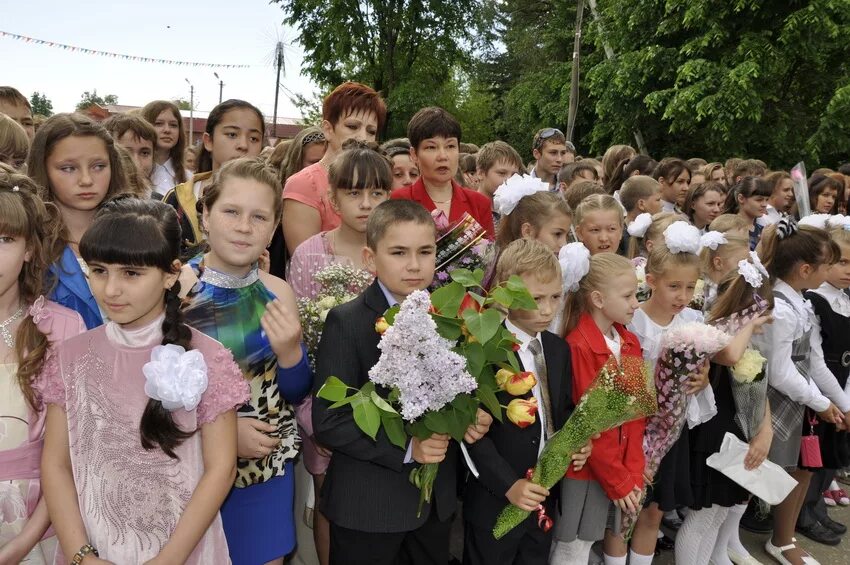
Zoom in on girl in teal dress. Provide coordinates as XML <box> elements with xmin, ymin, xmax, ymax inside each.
<box><xmin>181</xmin><ymin>158</ymin><xmax>311</xmax><ymax>565</ymax></box>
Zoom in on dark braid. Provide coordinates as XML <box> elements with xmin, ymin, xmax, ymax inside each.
<box><xmin>139</xmin><ymin>282</ymin><xmax>194</xmax><ymax>459</ymax></box>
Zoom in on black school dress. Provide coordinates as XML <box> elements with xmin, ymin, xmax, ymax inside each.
<box><xmin>688</xmin><ymin>362</ymin><xmax>750</xmax><ymax>509</ymax></box>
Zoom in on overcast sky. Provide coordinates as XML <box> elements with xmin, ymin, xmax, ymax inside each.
<box><xmin>3</xmin><ymin>0</ymin><xmax>317</xmax><ymax>119</ymax></box>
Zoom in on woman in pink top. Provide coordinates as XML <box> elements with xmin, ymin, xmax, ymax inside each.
<box><xmin>282</xmin><ymin>82</ymin><xmax>387</xmax><ymax>254</ymax></box>
<box><xmin>0</xmin><ymin>176</ymin><xmax>85</xmax><ymax>565</ymax></box>
<box><xmin>39</xmin><ymin>198</ymin><xmax>249</xmax><ymax>564</ymax></box>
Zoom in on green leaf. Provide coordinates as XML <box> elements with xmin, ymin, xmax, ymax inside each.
<box><xmin>463</xmin><ymin>308</ymin><xmax>502</xmax><ymax>345</ymax></box>
<box><xmin>316</xmin><ymin>376</ymin><xmax>350</xmax><ymax>402</ymax></box>
<box><xmin>464</xmin><ymin>341</ymin><xmax>486</xmax><ymax>378</ymax></box>
<box><xmin>383</xmin><ymin>305</ymin><xmax>401</xmax><ymax>325</ymax></box>
<box><xmin>370</xmin><ymin>391</ymin><xmax>398</xmax><ymax>414</ymax></box>
<box><xmin>352</xmin><ymin>396</ymin><xmax>381</xmax><ymax>440</ymax></box>
<box><xmin>381</xmin><ymin>411</ymin><xmax>407</xmax><ymax>449</ymax></box>
<box><xmin>490</xmin><ymin>286</ymin><xmax>514</xmax><ymax>308</ymax></box>
<box><xmin>430</xmin><ymin>282</ymin><xmax>465</xmax><ymax>316</ymax></box>
<box><xmin>507</xmin><ymin>350</ymin><xmax>521</xmax><ymax>373</ymax></box>
<box><xmin>408</xmin><ymin>419</ymin><xmax>432</xmax><ymax>440</ymax></box>
<box><xmin>450</xmin><ymin>268</ymin><xmax>481</xmax><ymax>288</ymax></box>
<box><xmin>329</xmin><ymin>396</ymin><xmax>357</xmax><ymax>409</ymax></box>
<box><xmin>476</xmin><ymin>385</ymin><xmax>503</xmax><ymax>422</ymax></box>
<box><xmin>423</xmin><ymin>410</ymin><xmax>451</xmax><ymax>434</ymax></box>
<box><xmin>433</xmin><ymin>315</ymin><xmax>463</xmax><ymax>340</ymax></box>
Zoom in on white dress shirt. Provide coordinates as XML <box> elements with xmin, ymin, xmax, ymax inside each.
<box><xmin>151</xmin><ymin>158</ymin><xmax>179</xmax><ymax>194</ymax></box>
<box><xmin>751</xmin><ymin>280</ymin><xmax>833</xmax><ymax>413</ymax></box>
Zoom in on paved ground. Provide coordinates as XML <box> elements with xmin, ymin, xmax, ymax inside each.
<box><xmin>652</xmin><ymin>503</ymin><xmax>850</xmax><ymax>565</ymax></box>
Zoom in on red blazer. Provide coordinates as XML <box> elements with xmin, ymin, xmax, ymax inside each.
<box><xmin>565</xmin><ymin>312</ymin><xmax>646</xmax><ymax>500</ymax></box>
<box><xmin>391</xmin><ymin>178</ymin><xmax>495</xmax><ymax>239</ymax></box>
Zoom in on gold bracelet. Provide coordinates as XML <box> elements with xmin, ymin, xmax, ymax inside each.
<box><xmin>71</xmin><ymin>544</ymin><xmax>99</xmax><ymax>564</ymax></box>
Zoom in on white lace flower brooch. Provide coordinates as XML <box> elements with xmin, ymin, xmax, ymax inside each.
<box><xmin>663</xmin><ymin>221</ymin><xmax>703</xmax><ymax>255</ymax></box>
<box><xmin>143</xmin><ymin>344</ymin><xmax>209</xmax><ymax>412</ymax></box>
<box><xmin>559</xmin><ymin>242</ymin><xmax>591</xmax><ymax>293</ymax></box>
<box><xmin>700</xmin><ymin>230</ymin><xmax>727</xmax><ymax>251</ymax></box>
<box><xmin>627</xmin><ymin>213</ymin><xmax>653</xmax><ymax>237</ymax></box>
<box><xmin>750</xmin><ymin>250</ymin><xmax>768</xmax><ymax>278</ymax></box>
<box><xmin>737</xmin><ymin>259</ymin><xmax>764</xmax><ymax>289</ymax></box>
<box><xmin>493</xmin><ymin>174</ymin><xmax>550</xmax><ymax>216</ymax></box>
<box><xmin>799</xmin><ymin>213</ymin><xmax>831</xmax><ymax>230</ymax></box>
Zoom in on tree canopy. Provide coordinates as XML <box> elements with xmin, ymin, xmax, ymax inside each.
<box><xmin>30</xmin><ymin>91</ymin><xmax>53</xmax><ymax>116</ymax></box>
<box><xmin>75</xmin><ymin>90</ymin><xmax>118</xmax><ymax>111</ymax></box>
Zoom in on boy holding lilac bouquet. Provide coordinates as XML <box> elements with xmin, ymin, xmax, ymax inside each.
<box><xmin>312</xmin><ymin>199</ymin><xmax>493</xmax><ymax>565</ymax></box>
<box><xmin>463</xmin><ymin>239</ymin><xmax>591</xmax><ymax>565</ymax></box>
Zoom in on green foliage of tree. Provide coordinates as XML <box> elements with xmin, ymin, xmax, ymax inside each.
<box><xmin>29</xmin><ymin>92</ymin><xmax>53</xmax><ymax>117</ymax></box>
<box><xmin>172</xmin><ymin>98</ymin><xmax>197</xmax><ymax>111</ymax></box>
<box><xmin>585</xmin><ymin>0</ymin><xmax>850</xmax><ymax>168</ymax></box>
<box><xmin>75</xmin><ymin>90</ymin><xmax>118</xmax><ymax>111</ymax></box>
<box><xmin>274</xmin><ymin>0</ymin><xmax>488</xmax><ymax>136</ymax></box>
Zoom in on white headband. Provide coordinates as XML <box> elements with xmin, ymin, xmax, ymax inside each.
<box><xmin>663</xmin><ymin>221</ymin><xmax>702</xmax><ymax>255</ymax></box>
<box><xmin>492</xmin><ymin>174</ymin><xmax>550</xmax><ymax>216</ymax></box>
<box><xmin>627</xmin><ymin>213</ymin><xmax>652</xmax><ymax>238</ymax></box>
<box><xmin>559</xmin><ymin>242</ymin><xmax>591</xmax><ymax>293</ymax></box>
<box><xmin>700</xmin><ymin>231</ymin><xmax>727</xmax><ymax>251</ymax></box>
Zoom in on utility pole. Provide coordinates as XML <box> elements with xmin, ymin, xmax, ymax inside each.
<box><xmin>587</xmin><ymin>0</ymin><xmax>648</xmax><ymax>155</ymax></box>
<box><xmin>566</xmin><ymin>0</ymin><xmax>585</xmax><ymax>144</ymax></box>
<box><xmin>272</xmin><ymin>41</ymin><xmax>284</xmax><ymax>140</ymax></box>
<box><xmin>185</xmin><ymin>78</ymin><xmax>194</xmax><ymax>146</ymax></box>
<box><xmin>214</xmin><ymin>72</ymin><xmax>224</xmax><ymax>103</ymax></box>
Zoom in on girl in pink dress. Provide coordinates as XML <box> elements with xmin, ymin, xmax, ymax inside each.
<box><xmin>38</xmin><ymin>197</ymin><xmax>249</xmax><ymax>565</ymax></box>
<box><xmin>0</xmin><ymin>171</ymin><xmax>85</xmax><ymax>565</ymax></box>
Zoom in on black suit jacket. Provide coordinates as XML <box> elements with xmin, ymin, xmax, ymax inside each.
<box><xmin>313</xmin><ymin>280</ymin><xmax>458</xmax><ymax>533</ymax></box>
<box><xmin>463</xmin><ymin>329</ymin><xmax>574</xmax><ymax>536</ymax></box>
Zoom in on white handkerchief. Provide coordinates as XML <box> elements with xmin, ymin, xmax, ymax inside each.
<box><xmin>706</xmin><ymin>433</ymin><xmax>798</xmax><ymax>505</ymax></box>
<box><xmin>687</xmin><ymin>385</ymin><xmax>717</xmax><ymax>429</ymax></box>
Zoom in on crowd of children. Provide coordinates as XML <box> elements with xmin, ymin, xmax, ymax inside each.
<box><xmin>2</xmin><ymin>79</ymin><xmax>850</xmax><ymax>565</ymax></box>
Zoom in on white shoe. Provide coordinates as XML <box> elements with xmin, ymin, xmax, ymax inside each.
<box><xmin>764</xmin><ymin>538</ymin><xmax>820</xmax><ymax>565</ymax></box>
<box><xmin>728</xmin><ymin>547</ymin><xmax>764</xmax><ymax>565</ymax></box>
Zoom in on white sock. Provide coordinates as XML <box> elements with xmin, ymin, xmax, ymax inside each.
<box><xmin>626</xmin><ymin>550</ymin><xmax>653</xmax><ymax>565</ymax></box>
<box><xmin>550</xmin><ymin>539</ymin><xmax>594</xmax><ymax>565</ymax></box>
<box><xmin>723</xmin><ymin>503</ymin><xmax>750</xmax><ymax>558</ymax></box>
<box><xmin>829</xmin><ymin>479</ymin><xmax>840</xmax><ymax>491</ymax></box>
<box><xmin>675</xmin><ymin>506</ymin><xmax>725</xmax><ymax>565</ymax></box>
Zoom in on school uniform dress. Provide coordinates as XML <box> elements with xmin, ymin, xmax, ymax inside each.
<box><xmin>312</xmin><ymin>280</ymin><xmax>459</xmax><ymax>565</ymax></box>
<box><xmin>751</xmin><ymin>280</ymin><xmax>850</xmax><ymax>470</ymax></box>
<box><xmin>463</xmin><ymin>322</ymin><xmax>574</xmax><ymax>565</ymax></box>
<box><xmin>555</xmin><ymin>313</ymin><xmax>646</xmax><ymax>542</ymax></box>
<box><xmin>47</xmin><ymin>246</ymin><xmax>104</xmax><ymax>330</ymax></box>
<box><xmin>798</xmin><ymin>285</ymin><xmax>850</xmax><ymax>529</ymax></box>
<box><xmin>391</xmin><ymin>178</ymin><xmax>496</xmax><ymax>239</ymax></box>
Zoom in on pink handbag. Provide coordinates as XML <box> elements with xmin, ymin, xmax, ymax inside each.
<box><xmin>800</xmin><ymin>411</ymin><xmax>823</xmax><ymax>468</ymax></box>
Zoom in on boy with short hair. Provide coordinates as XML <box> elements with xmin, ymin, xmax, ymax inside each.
<box><xmin>557</xmin><ymin>161</ymin><xmax>599</xmax><ymax>195</ymax></box>
<box><xmin>476</xmin><ymin>141</ymin><xmax>525</xmax><ymax>226</ymax></box>
<box><xmin>0</xmin><ymin>86</ymin><xmax>34</xmax><ymax>141</ymax></box>
<box><xmin>463</xmin><ymin>238</ymin><xmax>589</xmax><ymax>565</ymax></box>
<box><xmin>530</xmin><ymin>128</ymin><xmax>574</xmax><ymax>190</ymax></box>
<box><xmin>104</xmin><ymin>113</ymin><xmax>158</xmax><ymax>195</ymax></box>
<box><xmin>313</xmin><ymin>199</ymin><xmax>492</xmax><ymax>565</ymax></box>
<box><xmin>732</xmin><ymin>159</ymin><xmax>767</xmax><ymax>184</ymax></box>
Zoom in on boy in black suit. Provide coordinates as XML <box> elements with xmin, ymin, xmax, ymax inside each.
<box><xmin>313</xmin><ymin>199</ymin><xmax>492</xmax><ymax>565</ymax></box>
<box><xmin>463</xmin><ymin>239</ymin><xmax>591</xmax><ymax>565</ymax></box>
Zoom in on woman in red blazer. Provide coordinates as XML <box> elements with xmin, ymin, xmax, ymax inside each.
<box><xmin>391</xmin><ymin>107</ymin><xmax>495</xmax><ymax>239</ymax></box>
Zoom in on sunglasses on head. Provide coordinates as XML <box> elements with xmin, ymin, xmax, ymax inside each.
<box><xmin>534</xmin><ymin>128</ymin><xmax>575</xmax><ymax>152</ymax></box>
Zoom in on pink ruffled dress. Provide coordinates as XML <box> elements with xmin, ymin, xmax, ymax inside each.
<box><xmin>35</xmin><ymin>315</ymin><xmax>249</xmax><ymax>564</ymax></box>
<box><xmin>1</xmin><ymin>299</ymin><xmax>85</xmax><ymax>565</ymax></box>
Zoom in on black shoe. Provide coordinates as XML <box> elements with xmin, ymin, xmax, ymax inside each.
<box><xmin>795</xmin><ymin>522</ymin><xmax>842</xmax><ymax>545</ymax></box>
<box><xmin>821</xmin><ymin>515</ymin><xmax>847</xmax><ymax>535</ymax></box>
<box><xmin>740</xmin><ymin>500</ymin><xmax>773</xmax><ymax>534</ymax></box>
<box><xmin>656</xmin><ymin>534</ymin><xmax>675</xmax><ymax>551</ymax></box>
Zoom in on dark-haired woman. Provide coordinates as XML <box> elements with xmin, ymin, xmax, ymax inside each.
<box><xmin>180</xmin><ymin>158</ymin><xmax>311</xmax><ymax>565</ymax></box>
<box><xmin>162</xmin><ymin>99</ymin><xmax>265</xmax><ymax>257</ymax></box>
<box><xmin>39</xmin><ymin>198</ymin><xmax>249</xmax><ymax>564</ymax></box>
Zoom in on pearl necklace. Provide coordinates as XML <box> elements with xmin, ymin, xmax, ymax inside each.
<box><xmin>0</xmin><ymin>305</ymin><xmax>25</xmax><ymax>348</ymax></box>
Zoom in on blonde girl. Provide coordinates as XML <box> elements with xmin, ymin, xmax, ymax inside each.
<box><xmin>551</xmin><ymin>253</ymin><xmax>646</xmax><ymax>565</ymax></box>
<box><xmin>700</xmin><ymin>232</ymin><xmax>750</xmax><ymax>312</ymax></box>
<box><xmin>26</xmin><ymin>113</ymin><xmax>129</xmax><ymax>329</ymax></box>
<box><xmin>573</xmin><ymin>194</ymin><xmax>623</xmax><ymax>255</ymax></box>
<box><xmin>0</xmin><ymin>113</ymin><xmax>29</xmax><ymax>170</ymax></box>
<box><xmin>626</xmin><ymin>211</ymin><xmax>681</xmax><ymax>260</ymax></box>
<box><xmin>495</xmin><ymin>189</ymin><xmax>572</xmax><ymax>255</ymax></box>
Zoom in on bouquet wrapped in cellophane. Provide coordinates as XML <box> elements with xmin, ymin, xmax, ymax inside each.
<box><xmin>730</xmin><ymin>348</ymin><xmax>768</xmax><ymax>441</ymax></box>
<box><xmin>296</xmin><ymin>263</ymin><xmax>373</xmax><ymax>370</ymax></box>
<box><xmin>430</xmin><ymin>210</ymin><xmax>494</xmax><ymax>290</ymax></box>
<box><xmin>493</xmin><ymin>354</ymin><xmax>657</xmax><ymax>539</ymax></box>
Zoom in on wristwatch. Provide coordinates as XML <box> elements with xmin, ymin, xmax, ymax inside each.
<box><xmin>71</xmin><ymin>544</ymin><xmax>99</xmax><ymax>564</ymax></box>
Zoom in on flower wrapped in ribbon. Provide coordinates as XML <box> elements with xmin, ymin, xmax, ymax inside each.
<box><xmin>317</xmin><ymin>268</ymin><xmax>539</xmax><ymax>516</ymax></box>
<box><xmin>493</xmin><ymin>354</ymin><xmax>657</xmax><ymax>539</ymax></box>
<box><xmin>297</xmin><ymin>263</ymin><xmax>374</xmax><ymax>370</ymax></box>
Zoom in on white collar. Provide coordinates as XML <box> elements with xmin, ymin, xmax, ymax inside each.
<box><xmin>156</xmin><ymin>158</ymin><xmax>175</xmax><ymax>175</ymax></box>
<box><xmin>773</xmin><ymin>279</ymin><xmax>806</xmax><ymax>311</ymax></box>
<box><xmin>505</xmin><ymin>318</ymin><xmax>541</xmax><ymax>353</ymax></box>
<box><xmin>811</xmin><ymin>283</ymin><xmax>850</xmax><ymax>315</ymax></box>
<box><xmin>105</xmin><ymin>312</ymin><xmax>165</xmax><ymax>348</ymax></box>
<box><xmin>377</xmin><ymin>279</ymin><xmax>399</xmax><ymax>307</ymax></box>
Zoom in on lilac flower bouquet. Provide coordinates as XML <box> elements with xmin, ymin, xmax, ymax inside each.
<box><xmin>317</xmin><ymin>268</ymin><xmax>537</xmax><ymax>515</ymax></box>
